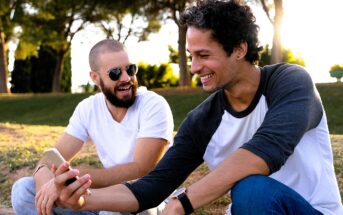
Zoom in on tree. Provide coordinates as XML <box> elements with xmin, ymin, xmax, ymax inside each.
<box><xmin>94</xmin><ymin>1</ymin><xmax>162</xmax><ymax>44</ymax></box>
<box><xmin>95</xmin><ymin>0</ymin><xmax>194</xmax><ymax>87</ymax></box>
<box><xmin>329</xmin><ymin>64</ymin><xmax>343</xmax><ymax>83</ymax></box>
<box><xmin>258</xmin><ymin>44</ymin><xmax>305</xmax><ymax>67</ymax></box>
<box><xmin>21</xmin><ymin>0</ymin><xmax>99</xmax><ymax>92</ymax></box>
<box><xmin>143</xmin><ymin>0</ymin><xmax>194</xmax><ymax>87</ymax></box>
<box><xmin>11</xmin><ymin>45</ymin><xmax>72</xmax><ymax>93</ymax></box>
<box><xmin>254</xmin><ymin>0</ymin><xmax>283</xmax><ymax>64</ymax></box>
<box><xmin>0</xmin><ymin>0</ymin><xmax>26</xmax><ymax>93</ymax></box>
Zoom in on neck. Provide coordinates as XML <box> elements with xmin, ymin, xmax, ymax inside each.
<box><xmin>224</xmin><ymin>64</ymin><xmax>260</xmax><ymax>112</ymax></box>
<box><xmin>105</xmin><ymin>100</ymin><xmax>128</xmax><ymax>122</ymax></box>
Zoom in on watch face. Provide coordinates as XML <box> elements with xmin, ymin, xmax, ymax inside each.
<box><xmin>172</xmin><ymin>187</ymin><xmax>186</xmax><ymax>198</ymax></box>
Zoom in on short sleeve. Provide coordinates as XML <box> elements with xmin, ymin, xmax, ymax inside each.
<box><xmin>136</xmin><ymin>94</ymin><xmax>174</xmax><ymax>144</ymax></box>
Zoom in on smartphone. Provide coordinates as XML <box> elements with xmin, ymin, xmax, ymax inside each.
<box><xmin>43</xmin><ymin>148</ymin><xmax>77</xmax><ymax>186</ymax></box>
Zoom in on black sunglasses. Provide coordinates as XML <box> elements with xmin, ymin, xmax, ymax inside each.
<box><xmin>107</xmin><ymin>64</ymin><xmax>138</xmax><ymax>81</ymax></box>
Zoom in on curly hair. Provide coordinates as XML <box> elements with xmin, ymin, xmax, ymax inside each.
<box><xmin>180</xmin><ymin>0</ymin><xmax>262</xmax><ymax>64</ymax></box>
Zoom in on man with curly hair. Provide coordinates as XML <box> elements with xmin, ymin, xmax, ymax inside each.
<box><xmin>52</xmin><ymin>1</ymin><xmax>342</xmax><ymax>214</ymax></box>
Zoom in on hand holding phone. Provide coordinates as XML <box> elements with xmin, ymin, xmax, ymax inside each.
<box><xmin>43</xmin><ymin>147</ymin><xmax>78</xmax><ymax>186</ymax></box>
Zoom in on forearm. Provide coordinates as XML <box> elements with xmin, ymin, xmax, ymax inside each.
<box><xmin>33</xmin><ymin>157</ymin><xmax>56</xmax><ymax>192</ymax></box>
<box><xmin>82</xmin><ymin>184</ymin><xmax>139</xmax><ymax>212</ymax></box>
<box><xmin>81</xmin><ymin>162</ymin><xmax>148</xmax><ymax>188</ymax></box>
<box><xmin>187</xmin><ymin>148</ymin><xmax>269</xmax><ymax>210</ymax></box>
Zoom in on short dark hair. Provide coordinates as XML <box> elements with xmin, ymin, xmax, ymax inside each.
<box><xmin>89</xmin><ymin>39</ymin><xmax>125</xmax><ymax>71</ymax></box>
<box><xmin>180</xmin><ymin>0</ymin><xmax>262</xmax><ymax>63</ymax></box>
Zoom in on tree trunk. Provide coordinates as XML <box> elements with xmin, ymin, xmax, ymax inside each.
<box><xmin>178</xmin><ymin>24</ymin><xmax>191</xmax><ymax>86</ymax></box>
<box><xmin>52</xmin><ymin>51</ymin><xmax>66</xmax><ymax>93</ymax></box>
<box><xmin>271</xmin><ymin>0</ymin><xmax>283</xmax><ymax>64</ymax></box>
<box><xmin>0</xmin><ymin>31</ymin><xmax>9</xmax><ymax>93</ymax></box>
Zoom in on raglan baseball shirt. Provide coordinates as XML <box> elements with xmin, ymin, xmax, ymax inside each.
<box><xmin>126</xmin><ymin>64</ymin><xmax>343</xmax><ymax>215</ymax></box>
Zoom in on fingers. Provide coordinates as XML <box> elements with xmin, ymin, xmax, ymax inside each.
<box><xmin>58</xmin><ymin>174</ymin><xmax>92</xmax><ymax>210</ymax></box>
<box><xmin>54</xmin><ymin>167</ymin><xmax>79</xmax><ymax>188</ymax></box>
<box><xmin>35</xmin><ymin>179</ymin><xmax>60</xmax><ymax>215</ymax></box>
<box><xmin>51</xmin><ymin>164</ymin><xmax>57</xmax><ymax>173</ymax></box>
<box><xmin>44</xmin><ymin>197</ymin><xmax>55</xmax><ymax>215</ymax></box>
<box><xmin>55</xmin><ymin>162</ymin><xmax>72</xmax><ymax>175</ymax></box>
<box><xmin>60</xmin><ymin>174</ymin><xmax>91</xmax><ymax>199</ymax></box>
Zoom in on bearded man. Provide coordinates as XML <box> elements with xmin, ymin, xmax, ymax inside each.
<box><xmin>11</xmin><ymin>39</ymin><xmax>174</xmax><ymax>215</ymax></box>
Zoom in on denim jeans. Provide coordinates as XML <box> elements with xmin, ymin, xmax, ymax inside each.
<box><xmin>230</xmin><ymin>175</ymin><xmax>323</xmax><ymax>215</ymax></box>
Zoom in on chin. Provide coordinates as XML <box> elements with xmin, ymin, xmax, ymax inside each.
<box><xmin>202</xmin><ymin>85</ymin><xmax>217</xmax><ymax>93</ymax></box>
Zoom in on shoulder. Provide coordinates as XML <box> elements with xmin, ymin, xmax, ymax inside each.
<box><xmin>74</xmin><ymin>93</ymin><xmax>104</xmax><ymax>115</ymax></box>
<box><xmin>261</xmin><ymin>64</ymin><xmax>316</xmax><ymax>102</ymax></box>
<box><xmin>262</xmin><ymin>63</ymin><xmax>313</xmax><ymax>87</ymax></box>
<box><xmin>77</xmin><ymin>93</ymin><xmax>103</xmax><ymax>108</ymax></box>
<box><xmin>135</xmin><ymin>87</ymin><xmax>170</xmax><ymax>108</ymax></box>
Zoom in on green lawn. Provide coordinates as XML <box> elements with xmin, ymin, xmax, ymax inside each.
<box><xmin>0</xmin><ymin>84</ymin><xmax>342</xmax><ymax>213</ymax></box>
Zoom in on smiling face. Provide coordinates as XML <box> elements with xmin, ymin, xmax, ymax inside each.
<box><xmin>187</xmin><ymin>27</ymin><xmax>241</xmax><ymax>93</ymax></box>
<box><xmin>92</xmin><ymin>50</ymin><xmax>137</xmax><ymax>108</ymax></box>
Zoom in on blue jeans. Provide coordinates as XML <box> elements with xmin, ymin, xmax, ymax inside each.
<box><xmin>231</xmin><ymin>175</ymin><xmax>323</xmax><ymax>215</ymax></box>
<box><xmin>11</xmin><ymin>176</ymin><xmax>99</xmax><ymax>215</ymax></box>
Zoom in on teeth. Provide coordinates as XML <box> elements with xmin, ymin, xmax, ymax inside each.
<box><xmin>118</xmin><ymin>86</ymin><xmax>131</xmax><ymax>91</ymax></box>
<box><xmin>200</xmin><ymin>74</ymin><xmax>213</xmax><ymax>82</ymax></box>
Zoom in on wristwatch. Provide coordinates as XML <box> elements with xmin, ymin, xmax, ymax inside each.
<box><xmin>172</xmin><ymin>188</ymin><xmax>194</xmax><ymax>214</ymax></box>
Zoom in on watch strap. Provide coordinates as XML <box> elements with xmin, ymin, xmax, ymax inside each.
<box><xmin>177</xmin><ymin>192</ymin><xmax>194</xmax><ymax>215</ymax></box>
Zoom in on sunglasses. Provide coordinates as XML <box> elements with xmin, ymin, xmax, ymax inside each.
<box><xmin>107</xmin><ymin>64</ymin><xmax>138</xmax><ymax>81</ymax></box>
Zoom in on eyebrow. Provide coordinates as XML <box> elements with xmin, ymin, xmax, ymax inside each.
<box><xmin>187</xmin><ymin>49</ymin><xmax>211</xmax><ymax>55</ymax></box>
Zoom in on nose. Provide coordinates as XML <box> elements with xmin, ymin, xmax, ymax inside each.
<box><xmin>118</xmin><ymin>70</ymin><xmax>131</xmax><ymax>82</ymax></box>
<box><xmin>190</xmin><ymin>58</ymin><xmax>202</xmax><ymax>75</ymax></box>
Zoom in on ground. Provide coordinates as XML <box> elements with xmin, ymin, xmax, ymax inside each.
<box><xmin>0</xmin><ymin>123</ymin><xmax>342</xmax><ymax>214</ymax></box>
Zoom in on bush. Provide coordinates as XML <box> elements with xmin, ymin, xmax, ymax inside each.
<box><xmin>136</xmin><ymin>62</ymin><xmax>179</xmax><ymax>89</ymax></box>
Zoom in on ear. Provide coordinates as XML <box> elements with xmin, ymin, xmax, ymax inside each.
<box><xmin>90</xmin><ymin>71</ymin><xmax>100</xmax><ymax>86</ymax></box>
<box><xmin>234</xmin><ymin>42</ymin><xmax>248</xmax><ymax>60</ymax></box>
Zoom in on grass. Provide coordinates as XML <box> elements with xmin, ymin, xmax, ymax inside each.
<box><xmin>0</xmin><ymin>83</ymin><xmax>342</xmax><ymax>213</ymax></box>
<box><xmin>317</xmin><ymin>83</ymin><xmax>343</xmax><ymax>134</ymax></box>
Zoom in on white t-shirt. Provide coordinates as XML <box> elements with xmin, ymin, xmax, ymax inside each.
<box><xmin>65</xmin><ymin>87</ymin><xmax>174</xmax><ymax>168</ymax></box>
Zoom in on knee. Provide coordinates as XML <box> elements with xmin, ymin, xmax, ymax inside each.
<box><xmin>231</xmin><ymin>175</ymin><xmax>274</xmax><ymax>214</ymax></box>
<box><xmin>232</xmin><ymin>175</ymin><xmax>265</xmax><ymax>200</ymax></box>
<box><xmin>11</xmin><ymin>176</ymin><xmax>36</xmax><ymax>208</ymax></box>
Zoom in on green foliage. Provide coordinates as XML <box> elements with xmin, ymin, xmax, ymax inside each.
<box><xmin>80</xmin><ymin>82</ymin><xmax>98</xmax><ymax>93</ymax></box>
<box><xmin>11</xmin><ymin>46</ymin><xmax>72</xmax><ymax>92</ymax></box>
<box><xmin>168</xmin><ymin>45</ymin><xmax>179</xmax><ymax>64</ymax></box>
<box><xmin>30</xmin><ymin>46</ymin><xmax>55</xmax><ymax>92</ymax></box>
<box><xmin>258</xmin><ymin>44</ymin><xmax>305</xmax><ymax>67</ymax></box>
<box><xmin>329</xmin><ymin>64</ymin><xmax>343</xmax><ymax>82</ymax></box>
<box><xmin>168</xmin><ymin>45</ymin><xmax>200</xmax><ymax>86</ymax></box>
<box><xmin>92</xmin><ymin>0</ymin><xmax>162</xmax><ymax>43</ymax></box>
<box><xmin>60</xmin><ymin>50</ymin><xmax>72</xmax><ymax>93</ymax></box>
<box><xmin>17</xmin><ymin>0</ymin><xmax>101</xmax><ymax>92</ymax></box>
<box><xmin>136</xmin><ymin>62</ymin><xmax>179</xmax><ymax>89</ymax></box>
<box><xmin>317</xmin><ymin>84</ymin><xmax>343</xmax><ymax>134</ymax></box>
<box><xmin>10</xmin><ymin>59</ymin><xmax>32</xmax><ymax>93</ymax></box>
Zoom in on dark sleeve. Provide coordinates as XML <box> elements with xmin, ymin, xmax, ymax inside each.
<box><xmin>125</xmin><ymin>115</ymin><xmax>204</xmax><ymax>212</ymax></box>
<box><xmin>125</xmin><ymin>92</ymin><xmax>224</xmax><ymax>212</ymax></box>
<box><xmin>241</xmin><ymin>64</ymin><xmax>323</xmax><ymax>173</ymax></box>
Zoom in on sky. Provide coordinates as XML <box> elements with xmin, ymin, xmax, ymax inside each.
<box><xmin>9</xmin><ymin>0</ymin><xmax>343</xmax><ymax>92</ymax></box>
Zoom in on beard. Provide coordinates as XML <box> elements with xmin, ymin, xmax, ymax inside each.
<box><xmin>99</xmin><ymin>78</ymin><xmax>138</xmax><ymax>108</ymax></box>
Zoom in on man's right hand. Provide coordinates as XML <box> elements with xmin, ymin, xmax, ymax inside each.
<box><xmin>54</xmin><ymin>162</ymin><xmax>92</xmax><ymax>211</ymax></box>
